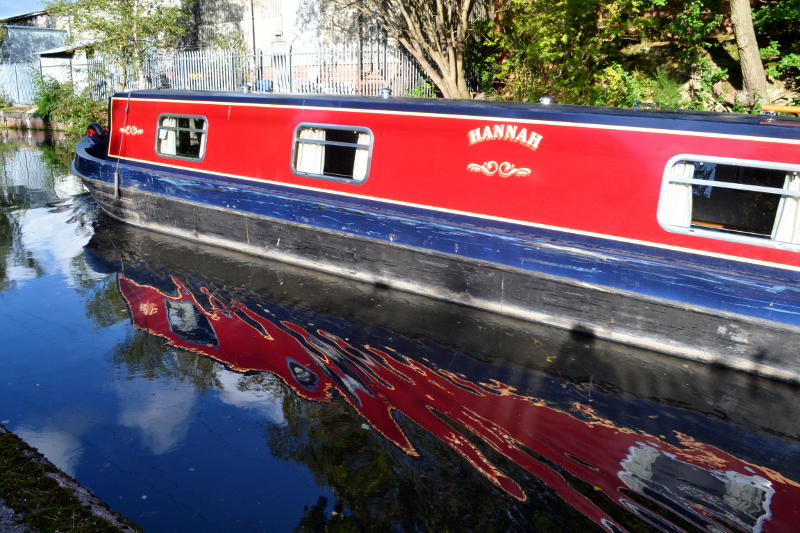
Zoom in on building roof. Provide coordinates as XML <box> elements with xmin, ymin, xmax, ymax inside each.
<box><xmin>38</xmin><ymin>41</ymin><xmax>96</xmax><ymax>58</ymax></box>
<box><xmin>0</xmin><ymin>10</ymin><xmax>49</xmax><ymax>25</ymax></box>
<box><xmin>2</xmin><ymin>25</ymin><xmax>62</xmax><ymax>32</ymax></box>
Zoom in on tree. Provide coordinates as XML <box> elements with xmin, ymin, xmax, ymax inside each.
<box><xmin>45</xmin><ymin>0</ymin><xmax>189</xmax><ymax>90</ymax></box>
<box><xmin>334</xmin><ymin>0</ymin><xmax>485</xmax><ymax>99</ymax></box>
<box><xmin>729</xmin><ymin>0</ymin><xmax>771</xmax><ymax>105</ymax></box>
<box><xmin>480</xmin><ymin>0</ymin><xmax>798</xmax><ymax>109</ymax></box>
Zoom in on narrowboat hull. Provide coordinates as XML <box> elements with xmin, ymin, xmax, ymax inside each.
<box><xmin>72</xmin><ymin>90</ymin><xmax>800</xmax><ymax>382</ymax></box>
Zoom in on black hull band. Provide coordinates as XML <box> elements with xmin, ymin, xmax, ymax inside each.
<box><xmin>82</xmin><ymin>176</ymin><xmax>800</xmax><ymax>383</ymax></box>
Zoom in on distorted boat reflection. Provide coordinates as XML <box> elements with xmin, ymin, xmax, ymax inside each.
<box><xmin>86</xmin><ymin>220</ymin><xmax>800</xmax><ymax>533</ymax></box>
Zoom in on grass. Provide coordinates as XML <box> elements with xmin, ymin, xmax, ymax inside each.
<box><xmin>0</xmin><ymin>425</ymin><xmax>140</xmax><ymax>533</ymax></box>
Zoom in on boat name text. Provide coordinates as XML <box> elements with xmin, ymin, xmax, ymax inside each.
<box><xmin>468</xmin><ymin>125</ymin><xmax>543</xmax><ymax>151</ymax></box>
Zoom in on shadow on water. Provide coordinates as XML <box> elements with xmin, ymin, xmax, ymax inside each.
<box><xmin>2</xmin><ymin>132</ymin><xmax>800</xmax><ymax>532</ymax></box>
<box><xmin>83</xmin><ymin>215</ymin><xmax>800</xmax><ymax>533</ymax></box>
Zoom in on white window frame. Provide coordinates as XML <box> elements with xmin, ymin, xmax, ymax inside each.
<box><xmin>155</xmin><ymin>113</ymin><xmax>208</xmax><ymax>162</ymax></box>
<box><xmin>658</xmin><ymin>154</ymin><xmax>800</xmax><ymax>252</ymax></box>
<box><xmin>290</xmin><ymin>123</ymin><xmax>373</xmax><ymax>184</ymax></box>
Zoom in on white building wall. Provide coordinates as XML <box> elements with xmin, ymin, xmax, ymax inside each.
<box><xmin>241</xmin><ymin>0</ymin><xmax>320</xmax><ymax>54</ymax></box>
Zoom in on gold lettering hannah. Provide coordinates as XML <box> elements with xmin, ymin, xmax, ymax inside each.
<box><xmin>467</xmin><ymin>124</ymin><xmax>542</xmax><ymax>151</ymax></box>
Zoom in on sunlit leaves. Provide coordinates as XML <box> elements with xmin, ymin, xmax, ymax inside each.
<box><xmin>484</xmin><ymin>0</ymin><xmax>797</xmax><ymax>108</ymax></box>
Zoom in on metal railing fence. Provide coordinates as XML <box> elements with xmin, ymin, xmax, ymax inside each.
<box><xmin>1</xmin><ymin>42</ymin><xmax>434</xmax><ymax>106</ymax></box>
<box><xmin>0</xmin><ymin>62</ymin><xmax>37</xmax><ymax>105</ymax></box>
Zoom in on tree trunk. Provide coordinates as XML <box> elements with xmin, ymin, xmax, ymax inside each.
<box><xmin>729</xmin><ymin>0</ymin><xmax>771</xmax><ymax>106</ymax></box>
<box><xmin>398</xmin><ymin>36</ymin><xmax>472</xmax><ymax>99</ymax></box>
<box><xmin>433</xmin><ymin>49</ymin><xmax>471</xmax><ymax>99</ymax></box>
<box><xmin>426</xmin><ymin>65</ymin><xmax>471</xmax><ymax>99</ymax></box>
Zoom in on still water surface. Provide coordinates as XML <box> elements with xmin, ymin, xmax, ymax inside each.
<box><xmin>1</xmin><ymin>130</ymin><xmax>799</xmax><ymax>532</ymax></box>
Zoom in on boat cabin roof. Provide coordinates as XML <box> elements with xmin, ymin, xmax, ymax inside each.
<box><xmin>116</xmin><ymin>90</ymin><xmax>800</xmax><ymax>140</ymax></box>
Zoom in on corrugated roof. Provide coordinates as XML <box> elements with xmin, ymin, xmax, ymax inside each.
<box><xmin>37</xmin><ymin>41</ymin><xmax>97</xmax><ymax>56</ymax></box>
<box><xmin>0</xmin><ymin>10</ymin><xmax>49</xmax><ymax>24</ymax></box>
<box><xmin>2</xmin><ymin>24</ymin><xmax>60</xmax><ymax>32</ymax></box>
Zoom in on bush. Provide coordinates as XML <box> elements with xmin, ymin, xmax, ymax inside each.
<box><xmin>0</xmin><ymin>92</ymin><xmax>13</xmax><ymax>110</ymax></box>
<box><xmin>31</xmin><ymin>71</ymin><xmax>63</xmax><ymax>117</ymax></box>
<box><xmin>649</xmin><ymin>68</ymin><xmax>684</xmax><ymax>108</ymax></box>
<box><xmin>594</xmin><ymin>63</ymin><xmax>644</xmax><ymax>107</ymax></box>
<box><xmin>32</xmin><ymin>71</ymin><xmax>106</xmax><ymax>137</ymax></box>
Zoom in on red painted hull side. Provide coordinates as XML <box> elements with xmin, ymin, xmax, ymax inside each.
<box><xmin>107</xmin><ymin>96</ymin><xmax>800</xmax><ymax>269</ymax></box>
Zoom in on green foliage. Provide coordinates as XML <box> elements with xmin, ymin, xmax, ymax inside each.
<box><xmin>112</xmin><ymin>331</ymin><xmax>223</xmax><ymax>390</ymax></box>
<box><xmin>594</xmin><ymin>63</ymin><xmax>644</xmax><ymax>107</ymax></box>
<box><xmin>466</xmin><ymin>18</ymin><xmax>501</xmax><ymax>94</ymax></box>
<box><xmin>760</xmin><ymin>41</ymin><xmax>800</xmax><ymax>89</ymax></box>
<box><xmin>479</xmin><ymin>0</ymin><xmax>797</xmax><ymax>110</ymax></box>
<box><xmin>45</xmin><ymin>0</ymin><xmax>189</xmax><ymax>89</ymax></box>
<box><xmin>753</xmin><ymin>0</ymin><xmax>800</xmax><ymax>32</ymax></box>
<box><xmin>592</xmin><ymin>65</ymin><xmax>683</xmax><ymax>109</ymax></box>
<box><xmin>0</xmin><ymin>427</ymin><xmax>142</xmax><ymax>532</ymax></box>
<box><xmin>403</xmin><ymin>78</ymin><xmax>434</xmax><ymax>98</ymax></box>
<box><xmin>0</xmin><ymin>92</ymin><xmax>12</xmax><ymax>110</ymax></box>
<box><xmin>754</xmin><ymin>0</ymin><xmax>800</xmax><ymax>90</ymax></box>
<box><xmin>686</xmin><ymin>56</ymin><xmax>728</xmax><ymax>110</ymax></box>
<box><xmin>32</xmin><ymin>72</ymin><xmax>106</xmax><ymax>137</ymax></box>
<box><xmin>482</xmin><ymin>0</ymin><xmax>684</xmax><ymax>105</ymax></box>
<box><xmin>209</xmin><ymin>31</ymin><xmax>247</xmax><ymax>51</ymax></box>
<box><xmin>32</xmin><ymin>71</ymin><xmax>63</xmax><ymax>118</ymax></box>
<box><xmin>649</xmin><ymin>67</ymin><xmax>683</xmax><ymax>108</ymax></box>
<box><xmin>52</xmin><ymin>87</ymin><xmax>107</xmax><ymax>137</ymax></box>
<box><xmin>666</xmin><ymin>0</ymin><xmax>723</xmax><ymax>55</ymax></box>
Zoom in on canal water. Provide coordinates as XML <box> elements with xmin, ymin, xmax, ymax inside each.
<box><xmin>1</xmin><ymin>130</ymin><xmax>799</xmax><ymax>532</ymax></box>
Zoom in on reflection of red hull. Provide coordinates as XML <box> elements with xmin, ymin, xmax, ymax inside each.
<box><xmin>119</xmin><ymin>274</ymin><xmax>800</xmax><ymax>532</ymax></box>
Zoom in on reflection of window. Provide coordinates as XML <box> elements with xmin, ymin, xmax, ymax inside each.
<box><xmin>292</xmin><ymin>124</ymin><xmax>372</xmax><ymax>182</ymax></box>
<box><xmin>287</xmin><ymin>359</ymin><xmax>319</xmax><ymax>391</ymax></box>
<box><xmin>619</xmin><ymin>443</ymin><xmax>773</xmax><ymax>532</ymax></box>
<box><xmin>164</xmin><ymin>299</ymin><xmax>218</xmax><ymax>347</ymax></box>
<box><xmin>156</xmin><ymin>114</ymin><xmax>207</xmax><ymax>160</ymax></box>
<box><xmin>659</xmin><ymin>156</ymin><xmax>800</xmax><ymax>249</ymax></box>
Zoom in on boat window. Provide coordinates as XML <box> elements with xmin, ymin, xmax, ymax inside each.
<box><xmin>155</xmin><ymin>114</ymin><xmax>207</xmax><ymax>161</ymax></box>
<box><xmin>292</xmin><ymin>124</ymin><xmax>372</xmax><ymax>183</ymax></box>
<box><xmin>659</xmin><ymin>156</ymin><xmax>800</xmax><ymax>250</ymax></box>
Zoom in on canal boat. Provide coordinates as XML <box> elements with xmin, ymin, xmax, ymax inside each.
<box><xmin>72</xmin><ymin>90</ymin><xmax>800</xmax><ymax>382</ymax></box>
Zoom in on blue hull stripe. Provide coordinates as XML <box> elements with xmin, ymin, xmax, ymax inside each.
<box><xmin>75</xmin><ymin>141</ymin><xmax>800</xmax><ymax>326</ymax></box>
